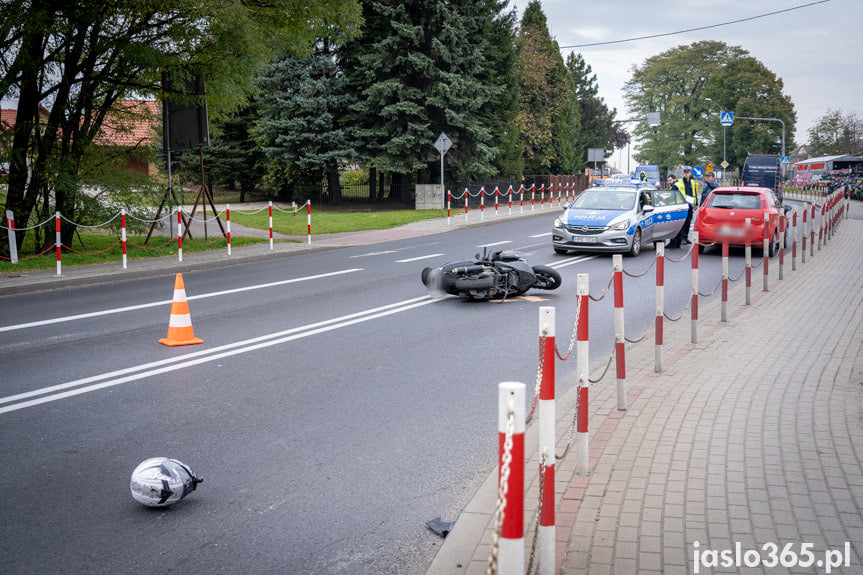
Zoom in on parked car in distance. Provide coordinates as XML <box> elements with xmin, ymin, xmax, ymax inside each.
<box><xmin>694</xmin><ymin>186</ymin><xmax>791</xmax><ymax>256</ymax></box>
<box><xmin>553</xmin><ymin>184</ymin><xmax>689</xmax><ymax>257</ymax></box>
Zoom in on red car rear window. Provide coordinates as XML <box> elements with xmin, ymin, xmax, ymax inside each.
<box><xmin>705</xmin><ymin>193</ymin><xmax>762</xmax><ymax>210</ymax></box>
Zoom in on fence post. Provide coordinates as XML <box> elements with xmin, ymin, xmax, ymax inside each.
<box><xmin>497</xmin><ymin>381</ymin><xmax>525</xmax><ymax>575</ymax></box>
<box><xmin>464</xmin><ymin>188</ymin><xmax>469</xmax><ymax>222</ymax></box>
<box><xmin>810</xmin><ymin>204</ymin><xmax>815</xmax><ymax>258</ymax></box>
<box><xmin>55</xmin><ymin>211</ymin><xmax>61</xmax><ymax>276</ymax></box>
<box><xmin>480</xmin><ymin>187</ymin><xmax>485</xmax><ymax>220</ymax></box>
<box><xmin>5</xmin><ymin>210</ymin><xmax>17</xmax><ymax>264</ymax></box>
<box><xmin>721</xmin><ymin>241</ymin><xmax>729</xmax><ymax>322</ymax></box>
<box><xmin>177</xmin><ymin>208</ymin><xmax>183</xmax><ymax>263</ymax></box>
<box><xmin>691</xmin><ymin>231</ymin><xmax>699</xmax><ymax>343</ymax></box>
<box><xmin>267</xmin><ymin>200</ymin><xmax>273</xmax><ymax>250</ymax></box>
<box><xmin>576</xmin><ymin>274</ymin><xmax>589</xmax><ymax>476</ymax></box>
<box><xmin>792</xmin><ymin>209</ymin><xmax>798</xmax><ymax>271</ymax></box>
<box><xmin>613</xmin><ymin>255</ymin><xmax>626</xmax><ymax>410</ymax></box>
<box><xmin>779</xmin><ymin>214</ymin><xmax>785</xmax><ymax>280</ymax></box>
<box><xmin>507</xmin><ymin>185</ymin><xmax>513</xmax><ymax>216</ymax></box>
<box><xmin>801</xmin><ymin>205</ymin><xmax>808</xmax><ymax>264</ymax></box>
<box><xmin>655</xmin><ymin>242</ymin><xmax>664</xmax><ymax>373</ymax></box>
<box><xmin>494</xmin><ymin>186</ymin><xmax>499</xmax><ymax>217</ymax></box>
<box><xmin>538</xmin><ymin>307</ymin><xmax>555</xmax><ymax>575</ymax></box>
<box><xmin>763</xmin><ymin>212</ymin><xmax>770</xmax><ymax>292</ymax></box>
<box><xmin>226</xmin><ymin>204</ymin><xmax>232</xmax><ymax>256</ymax></box>
<box><xmin>447</xmin><ymin>191</ymin><xmax>451</xmax><ymax>225</ymax></box>
<box><xmin>519</xmin><ymin>184</ymin><xmax>524</xmax><ymax>214</ymax></box>
<box><xmin>121</xmin><ymin>208</ymin><xmax>128</xmax><ymax>269</ymax></box>
<box><xmin>745</xmin><ymin>218</ymin><xmax>752</xmax><ymax>305</ymax></box>
<box><xmin>307</xmin><ymin>201</ymin><xmax>312</xmax><ymax>245</ymax></box>
<box><xmin>531</xmin><ymin>184</ymin><xmax>535</xmax><ymax>212</ymax></box>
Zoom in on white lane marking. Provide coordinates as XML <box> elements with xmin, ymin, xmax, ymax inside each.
<box><xmin>395</xmin><ymin>254</ymin><xmax>444</xmax><ymax>263</ymax></box>
<box><xmin>0</xmin><ymin>295</ymin><xmax>440</xmax><ymax>415</ymax></box>
<box><xmin>477</xmin><ymin>241</ymin><xmax>512</xmax><ymax>248</ymax></box>
<box><xmin>530</xmin><ymin>232</ymin><xmax>553</xmax><ymax>238</ymax></box>
<box><xmin>0</xmin><ymin>269</ymin><xmax>363</xmax><ymax>333</ymax></box>
<box><xmin>350</xmin><ymin>250</ymin><xmax>398</xmax><ymax>258</ymax></box>
<box><xmin>547</xmin><ymin>255</ymin><xmax>598</xmax><ymax>269</ymax></box>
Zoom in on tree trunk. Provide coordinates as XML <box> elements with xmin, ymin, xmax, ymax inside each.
<box><xmin>326</xmin><ymin>160</ymin><xmax>342</xmax><ymax>205</ymax></box>
<box><xmin>368</xmin><ymin>166</ymin><xmax>377</xmax><ymax>206</ymax></box>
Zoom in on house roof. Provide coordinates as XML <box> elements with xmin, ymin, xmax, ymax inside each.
<box><xmin>2</xmin><ymin>100</ymin><xmax>160</xmax><ymax>149</ymax></box>
<box><xmin>94</xmin><ymin>99</ymin><xmax>160</xmax><ymax>147</ymax></box>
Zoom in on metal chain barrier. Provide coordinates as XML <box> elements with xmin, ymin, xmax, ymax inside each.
<box><xmin>663</xmin><ymin>244</ymin><xmax>693</xmax><ymax>264</ymax></box>
<box><xmin>622</xmin><ymin>257</ymin><xmax>656</xmax><ymax>278</ymax></box>
<box><xmin>555</xmin><ymin>294</ymin><xmax>581</xmax><ymax>360</ymax></box>
<box><xmin>487</xmin><ymin>409</ymin><xmax>515</xmax><ymax>575</ymax></box>
<box><xmin>525</xmin><ymin>335</ymin><xmax>546</xmax><ymax>424</ymax></box>
<box><xmin>588</xmin><ymin>353</ymin><xmax>615</xmax><ymax>383</ymax></box>
<box><xmin>556</xmin><ymin>387</ymin><xmax>580</xmax><ymax>460</ymax></box>
<box><xmin>588</xmin><ymin>272</ymin><xmax>614</xmax><ymax>302</ymax></box>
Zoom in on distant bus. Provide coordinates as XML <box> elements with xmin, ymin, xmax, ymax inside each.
<box><xmin>634</xmin><ymin>165</ymin><xmax>661</xmax><ymax>186</ymax></box>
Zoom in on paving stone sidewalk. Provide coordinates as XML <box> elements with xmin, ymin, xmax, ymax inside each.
<box><xmin>428</xmin><ymin>198</ymin><xmax>863</xmax><ymax>574</ymax></box>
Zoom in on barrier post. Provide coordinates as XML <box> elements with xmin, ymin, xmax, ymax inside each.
<box><xmin>268</xmin><ymin>201</ymin><xmax>274</xmax><ymax>250</ymax></box>
<box><xmin>538</xmin><ymin>307</ymin><xmax>555</xmax><ymax>575</ymax></box>
<box><xmin>177</xmin><ymin>209</ymin><xmax>183</xmax><ymax>263</ymax></box>
<box><xmin>519</xmin><ymin>184</ymin><xmax>524</xmax><ymax>214</ymax></box>
<box><xmin>5</xmin><ymin>210</ymin><xmax>18</xmax><ymax>264</ymax></box>
<box><xmin>818</xmin><ymin>204</ymin><xmax>824</xmax><ymax>250</ymax></box>
<box><xmin>763</xmin><ymin>212</ymin><xmax>769</xmax><ymax>292</ymax></box>
<box><xmin>494</xmin><ymin>186</ymin><xmax>499</xmax><ymax>217</ymax></box>
<box><xmin>792</xmin><ymin>209</ymin><xmax>798</xmax><ymax>271</ymax></box>
<box><xmin>55</xmin><ymin>211</ymin><xmax>62</xmax><ymax>276</ymax></box>
<box><xmin>655</xmin><ymin>242</ymin><xmax>664</xmax><ymax>373</ymax></box>
<box><xmin>480</xmin><ymin>187</ymin><xmax>485</xmax><ymax>220</ymax></box>
<box><xmin>691</xmin><ymin>231</ymin><xmax>699</xmax><ymax>343</ymax></box>
<box><xmin>307</xmin><ymin>201</ymin><xmax>312</xmax><ymax>245</ymax></box>
<box><xmin>447</xmin><ymin>191</ymin><xmax>451</xmax><ymax>225</ymax></box>
<box><xmin>121</xmin><ymin>208</ymin><xmax>128</xmax><ymax>269</ymax></box>
<box><xmin>540</xmin><ymin>184</ymin><xmax>545</xmax><ymax>211</ymax></box>
<box><xmin>801</xmin><ymin>205</ymin><xmax>807</xmax><ymax>264</ymax></box>
<box><xmin>576</xmin><ymin>274</ymin><xmax>589</xmax><ymax>476</ymax></box>
<box><xmin>531</xmin><ymin>184</ymin><xmax>535</xmax><ymax>212</ymax></box>
<box><xmin>497</xmin><ymin>381</ymin><xmax>525</xmax><ymax>575</ymax></box>
<box><xmin>464</xmin><ymin>188</ymin><xmax>469</xmax><ymax>222</ymax></box>
<box><xmin>225</xmin><ymin>204</ymin><xmax>232</xmax><ymax>256</ymax></box>
<box><xmin>745</xmin><ymin>218</ymin><xmax>752</xmax><ymax>305</ymax></box>
<box><xmin>507</xmin><ymin>185</ymin><xmax>513</xmax><ymax>216</ymax></box>
<box><xmin>779</xmin><ymin>215</ymin><xmax>785</xmax><ymax>280</ymax></box>
<box><xmin>613</xmin><ymin>255</ymin><xmax>626</xmax><ymax>410</ymax></box>
<box><xmin>810</xmin><ymin>204</ymin><xmax>815</xmax><ymax>258</ymax></box>
<box><xmin>721</xmin><ymin>241</ymin><xmax>729</xmax><ymax>322</ymax></box>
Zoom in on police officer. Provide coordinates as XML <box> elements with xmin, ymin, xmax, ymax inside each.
<box><xmin>671</xmin><ymin>166</ymin><xmax>700</xmax><ymax>247</ymax></box>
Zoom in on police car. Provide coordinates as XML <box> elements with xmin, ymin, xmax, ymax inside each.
<box><xmin>552</xmin><ymin>181</ymin><xmax>690</xmax><ymax>257</ymax></box>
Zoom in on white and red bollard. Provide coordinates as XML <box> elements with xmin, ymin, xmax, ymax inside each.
<box><xmin>810</xmin><ymin>204</ymin><xmax>815</xmax><ymax>258</ymax></box>
<box><xmin>55</xmin><ymin>211</ymin><xmax>61</xmax><ymax>276</ymax></box>
<box><xmin>306</xmin><ymin>200</ymin><xmax>312</xmax><ymax>245</ymax></box>
<box><xmin>613</xmin><ymin>255</ymin><xmax>627</xmax><ymax>410</ymax></box>
<box><xmin>744</xmin><ymin>218</ymin><xmax>752</xmax><ymax>305</ymax></box>
<box><xmin>480</xmin><ymin>187</ymin><xmax>486</xmax><ymax>220</ymax></box>
<box><xmin>121</xmin><ymin>208</ymin><xmax>128</xmax><ymax>269</ymax></box>
<box><xmin>576</xmin><ymin>274</ymin><xmax>589</xmax><ymax>476</ymax></box>
<box><xmin>538</xmin><ymin>307</ymin><xmax>555</xmax><ymax>574</ymax></box>
<box><xmin>268</xmin><ymin>201</ymin><xmax>274</xmax><ymax>250</ymax></box>
<box><xmin>801</xmin><ymin>205</ymin><xmax>808</xmax><ymax>264</ymax></box>
<box><xmin>655</xmin><ymin>242</ymin><xmax>664</xmax><ymax>372</ymax></box>
<box><xmin>494</xmin><ymin>186</ymin><xmax>500</xmax><ymax>217</ymax></box>
<box><xmin>792</xmin><ymin>209</ymin><xmax>798</xmax><ymax>271</ymax></box>
<box><xmin>497</xmin><ymin>381</ymin><xmax>525</xmax><ymax>574</ymax></box>
<box><xmin>177</xmin><ymin>209</ymin><xmax>183</xmax><ymax>263</ymax></box>
<box><xmin>763</xmin><ymin>212</ymin><xmax>770</xmax><ymax>292</ymax></box>
<box><xmin>5</xmin><ymin>210</ymin><xmax>18</xmax><ymax>264</ymax></box>
<box><xmin>225</xmin><ymin>204</ymin><xmax>232</xmax><ymax>256</ymax></box>
<box><xmin>721</xmin><ymin>240</ymin><xmax>729</xmax><ymax>322</ymax></box>
<box><xmin>691</xmin><ymin>231</ymin><xmax>699</xmax><ymax>343</ymax></box>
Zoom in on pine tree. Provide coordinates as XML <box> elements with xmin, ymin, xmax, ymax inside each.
<box><xmin>256</xmin><ymin>38</ymin><xmax>356</xmax><ymax>204</ymax></box>
<box><xmin>567</xmin><ymin>53</ymin><xmax>617</xmax><ymax>171</ymax></box>
<box><xmin>342</xmin><ymin>0</ymin><xmax>501</xmax><ymax>194</ymax></box>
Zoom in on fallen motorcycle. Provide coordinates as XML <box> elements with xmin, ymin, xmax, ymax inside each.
<box><xmin>421</xmin><ymin>249</ymin><xmax>562</xmax><ymax>300</ymax></box>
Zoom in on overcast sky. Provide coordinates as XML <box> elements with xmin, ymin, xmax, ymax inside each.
<box><xmin>510</xmin><ymin>0</ymin><xmax>863</xmax><ymax>170</ymax></box>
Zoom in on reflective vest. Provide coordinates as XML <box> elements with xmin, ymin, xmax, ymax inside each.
<box><xmin>673</xmin><ymin>178</ymin><xmax>700</xmax><ymax>205</ymax></box>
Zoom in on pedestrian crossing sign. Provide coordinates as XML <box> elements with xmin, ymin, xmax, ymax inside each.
<box><xmin>720</xmin><ymin>111</ymin><xmax>734</xmax><ymax>126</ymax></box>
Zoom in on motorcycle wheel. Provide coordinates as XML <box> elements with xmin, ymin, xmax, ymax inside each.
<box><xmin>531</xmin><ymin>265</ymin><xmax>562</xmax><ymax>290</ymax></box>
<box><xmin>421</xmin><ymin>267</ymin><xmax>431</xmax><ymax>286</ymax></box>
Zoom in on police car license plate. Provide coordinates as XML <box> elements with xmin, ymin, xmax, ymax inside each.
<box><xmin>573</xmin><ymin>235</ymin><xmax>597</xmax><ymax>244</ymax></box>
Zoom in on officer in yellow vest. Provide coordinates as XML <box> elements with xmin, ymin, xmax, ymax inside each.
<box><xmin>671</xmin><ymin>167</ymin><xmax>700</xmax><ymax>247</ymax></box>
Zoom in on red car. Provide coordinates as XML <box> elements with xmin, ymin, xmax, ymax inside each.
<box><xmin>694</xmin><ymin>186</ymin><xmax>789</xmax><ymax>256</ymax></box>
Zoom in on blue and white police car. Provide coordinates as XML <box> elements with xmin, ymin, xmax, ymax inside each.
<box><xmin>552</xmin><ymin>181</ymin><xmax>690</xmax><ymax>257</ymax></box>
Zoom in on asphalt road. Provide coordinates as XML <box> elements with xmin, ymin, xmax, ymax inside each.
<box><xmin>0</xmin><ymin>209</ymin><xmax>798</xmax><ymax>574</ymax></box>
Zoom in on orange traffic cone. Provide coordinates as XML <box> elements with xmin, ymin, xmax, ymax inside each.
<box><xmin>158</xmin><ymin>273</ymin><xmax>204</xmax><ymax>346</ymax></box>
